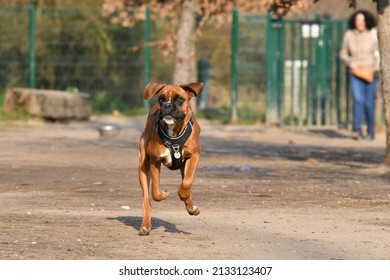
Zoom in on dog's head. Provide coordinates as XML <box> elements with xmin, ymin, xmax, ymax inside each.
<box><xmin>144</xmin><ymin>82</ymin><xmax>203</xmax><ymax>125</ymax></box>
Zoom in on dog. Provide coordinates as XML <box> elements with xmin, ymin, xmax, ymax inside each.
<box><xmin>138</xmin><ymin>82</ymin><xmax>204</xmax><ymax>236</ymax></box>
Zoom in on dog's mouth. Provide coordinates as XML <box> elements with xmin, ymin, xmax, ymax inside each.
<box><xmin>160</xmin><ymin>111</ymin><xmax>185</xmax><ymax>125</ymax></box>
<box><xmin>162</xmin><ymin>115</ymin><xmax>175</xmax><ymax>125</ymax></box>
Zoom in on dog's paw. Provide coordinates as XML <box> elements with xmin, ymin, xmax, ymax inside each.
<box><xmin>161</xmin><ymin>189</ymin><xmax>170</xmax><ymax>200</ymax></box>
<box><xmin>152</xmin><ymin>190</ymin><xmax>170</xmax><ymax>202</ymax></box>
<box><xmin>138</xmin><ymin>226</ymin><xmax>151</xmax><ymax>236</ymax></box>
<box><xmin>187</xmin><ymin>205</ymin><xmax>200</xmax><ymax>216</ymax></box>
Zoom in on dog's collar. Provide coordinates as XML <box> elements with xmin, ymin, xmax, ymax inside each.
<box><xmin>156</xmin><ymin>118</ymin><xmax>194</xmax><ymax>170</ymax></box>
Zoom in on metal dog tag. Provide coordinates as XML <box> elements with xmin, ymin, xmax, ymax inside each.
<box><xmin>172</xmin><ymin>144</ymin><xmax>181</xmax><ymax>159</ymax></box>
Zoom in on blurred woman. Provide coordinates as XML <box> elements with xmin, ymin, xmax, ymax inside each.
<box><xmin>340</xmin><ymin>10</ymin><xmax>380</xmax><ymax>140</ymax></box>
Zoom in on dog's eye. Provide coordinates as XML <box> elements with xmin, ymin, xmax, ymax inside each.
<box><xmin>174</xmin><ymin>95</ymin><xmax>184</xmax><ymax>104</ymax></box>
<box><xmin>158</xmin><ymin>96</ymin><xmax>166</xmax><ymax>103</ymax></box>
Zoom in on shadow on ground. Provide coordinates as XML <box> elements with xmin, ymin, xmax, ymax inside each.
<box><xmin>202</xmin><ymin>136</ymin><xmax>385</xmax><ymax>165</ymax></box>
<box><xmin>107</xmin><ymin>216</ymin><xmax>192</xmax><ymax>235</ymax></box>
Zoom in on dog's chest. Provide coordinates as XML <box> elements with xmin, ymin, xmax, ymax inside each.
<box><xmin>158</xmin><ymin>148</ymin><xmax>172</xmax><ymax>165</ymax></box>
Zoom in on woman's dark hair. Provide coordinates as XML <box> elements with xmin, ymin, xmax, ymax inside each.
<box><xmin>348</xmin><ymin>10</ymin><xmax>377</xmax><ymax>30</ymax></box>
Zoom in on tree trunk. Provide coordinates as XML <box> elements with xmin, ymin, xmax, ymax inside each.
<box><xmin>172</xmin><ymin>0</ymin><xmax>196</xmax><ymax>85</ymax></box>
<box><xmin>377</xmin><ymin>0</ymin><xmax>390</xmax><ymax>165</ymax></box>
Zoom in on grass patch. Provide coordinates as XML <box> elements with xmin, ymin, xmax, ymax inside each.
<box><xmin>197</xmin><ymin>105</ymin><xmax>264</xmax><ymax>125</ymax></box>
<box><xmin>0</xmin><ymin>93</ymin><xmax>31</xmax><ymax>123</ymax></box>
<box><xmin>92</xmin><ymin>92</ymin><xmax>145</xmax><ymax>116</ymax></box>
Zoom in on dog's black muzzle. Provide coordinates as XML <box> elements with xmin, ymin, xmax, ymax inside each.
<box><xmin>160</xmin><ymin>102</ymin><xmax>185</xmax><ymax>121</ymax></box>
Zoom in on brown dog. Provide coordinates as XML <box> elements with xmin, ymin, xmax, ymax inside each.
<box><xmin>138</xmin><ymin>82</ymin><xmax>204</xmax><ymax>236</ymax></box>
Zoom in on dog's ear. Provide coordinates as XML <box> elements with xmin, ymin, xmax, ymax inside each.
<box><xmin>180</xmin><ymin>82</ymin><xmax>204</xmax><ymax>98</ymax></box>
<box><xmin>144</xmin><ymin>82</ymin><xmax>166</xmax><ymax>100</ymax></box>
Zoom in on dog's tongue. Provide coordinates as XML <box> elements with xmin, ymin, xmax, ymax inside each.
<box><xmin>163</xmin><ymin>115</ymin><xmax>175</xmax><ymax>125</ymax></box>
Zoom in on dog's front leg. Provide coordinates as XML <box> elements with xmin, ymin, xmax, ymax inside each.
<box><xmin>150</xmin><ymin>158</ymin><xmax>170</xmax><ymax>202</ymax></box>
<box><xmin>179</xmin><ymin>154</ymin><xmax>200</xmax><ymax>216</ymax></box>
<box><xmin>138</xmin><ymin>139</ymin><xmax>152</xmax><ymax>236</ymax></box>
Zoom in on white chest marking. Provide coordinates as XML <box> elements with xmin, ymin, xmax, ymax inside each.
<box><xmin>166</xmin><ymin>124</ymin><xmax>174</xmax><ymax>136</ymax></box>
<box><xmin>159</xmin><ymin>148</ymin><xmax>172</xmax><ymax>164</ymax></box>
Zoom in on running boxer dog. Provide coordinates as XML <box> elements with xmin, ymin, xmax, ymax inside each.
<box><xmin>138</xmin><ymin>82</ymin><xmax>204</xmax><ymax>236</ymax></box>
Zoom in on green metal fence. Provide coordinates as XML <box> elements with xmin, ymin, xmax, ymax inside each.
<box><xmin>1</xmin><ymin>5</ymin><xmax>147</xmax><ymax>114</ymax></box>
<box><xmin>265</xmin><ymin>14</ymin><xmax>350</xmax><ymax>127</ymax></box>
<box><xmin>1</xmin><ymin>5</ymin><xmax>368</xmax><ymax>127</ymax></box>
<box><xmin>0</xmin><ymin>6</ymin><xmax>267</xmax><ymax>122</ymax></box>
<box><xmin>233</xmin><ymin>11</ymin><xmax>268</xmax><ymax>123</ymax></box>
<box><xmin>0</xmin><ymin>6</ymin><xmax>29</xmax><ymax>90</ymax></box>
<box><xmin>0</xmin><ymin>5</ymin><xmax>189</xmax><ymax>115</ymax></box>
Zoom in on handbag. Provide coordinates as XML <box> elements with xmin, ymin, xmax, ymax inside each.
<box><xmin>352</xmin><ymin>66</ymin><xmax>374</xmax><ymax>83</ymax></box>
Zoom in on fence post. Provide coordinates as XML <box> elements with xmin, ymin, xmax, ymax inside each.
<box><xmin>28</xmin><ymin>4</ymin><xmax>36</xmax><ymax>89</ymax></box>
<box><xmin>289</xmin><ymin>22</ymin><xmax>296</xmax><ymax>126</ymax></box>
<box><xmin>230</xmin><ymin>8</ymin><xmax>238</xmax><ymax>123</ymax></box>
<box><xmin>335</xmin><ymin>22</ymin><xmax>343</xmax><ymax>127</ymax></box>
<box><xmin>143</xmin><ymin>6</ymin><xmax>151</xmax><ymax>114</ymax></box>
<box><xmin>197</xmin><ymin>58</ymin><xmax>210</xmax><ymax>110</ymax></box>
<box><xmin>314</xmin><ymin>14</ymin><xmax>323</xmax><ymax>127</ymax></box>
<box><xmin>265</xmin><ymin>13</ymin><xmax>283</xmax><ymax>125</ymax></box>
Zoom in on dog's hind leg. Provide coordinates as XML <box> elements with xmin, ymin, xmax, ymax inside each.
<box><xmin>179</xmin><ymin>155</ymin><xmax>200</xmax><ymax>216</ymax></box>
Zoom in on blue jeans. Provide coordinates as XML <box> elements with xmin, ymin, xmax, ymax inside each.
<box><xmin>350</xmin><ymin>75</ymin><xmax>379</xmax><ymax>135</ymax></box>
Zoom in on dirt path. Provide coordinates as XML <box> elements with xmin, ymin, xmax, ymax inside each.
<box><xmin>0</xmin><ymin>116</ymin><xmax>389</xmax><ymax>259</ymax></box>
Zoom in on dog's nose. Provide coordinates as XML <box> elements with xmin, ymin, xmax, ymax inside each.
<box><xmin>163</xmin><ymin>102</ymin><xmax>173</xmax><ymax>110</ymax></box>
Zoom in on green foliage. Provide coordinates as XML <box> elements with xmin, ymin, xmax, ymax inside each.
<box><xmin>91</xmin><ymin>92</ymin><xmax>144</xmax><ymax>115</ymax></box>
<box><xmin>197</xmin><ymin>107</ymin><xmax>231</xmax><ymax>124</ymax></box>
<box><xmin>198</xmin><ymin>103</ymin><xmax>265</xmax><ymax>124</ymax></box>
<box><xmin>66</xmin><ymin>86</ymin><xmax>80</xmax><ymax>94</ymax></box>
<box><xmin>238</xmin><ymin>101</ymin><xmax>266</xmax><ymax>124</ymax></box>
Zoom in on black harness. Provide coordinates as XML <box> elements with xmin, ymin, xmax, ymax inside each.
<box><xmin>157</xmin><ymin>119</ymin><xmax>193</xmax><ymax>170</ymax></box>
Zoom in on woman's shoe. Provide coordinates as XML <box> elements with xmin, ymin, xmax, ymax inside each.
<box><xmin>352</xmin><ymin>129</ymin><xmax>363</xmax><ymax>140</ymax></box>
<box><xmin>363</xmin><ymin>133</ymin><xmax>375</xmax><ymax>141</ymax></box>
